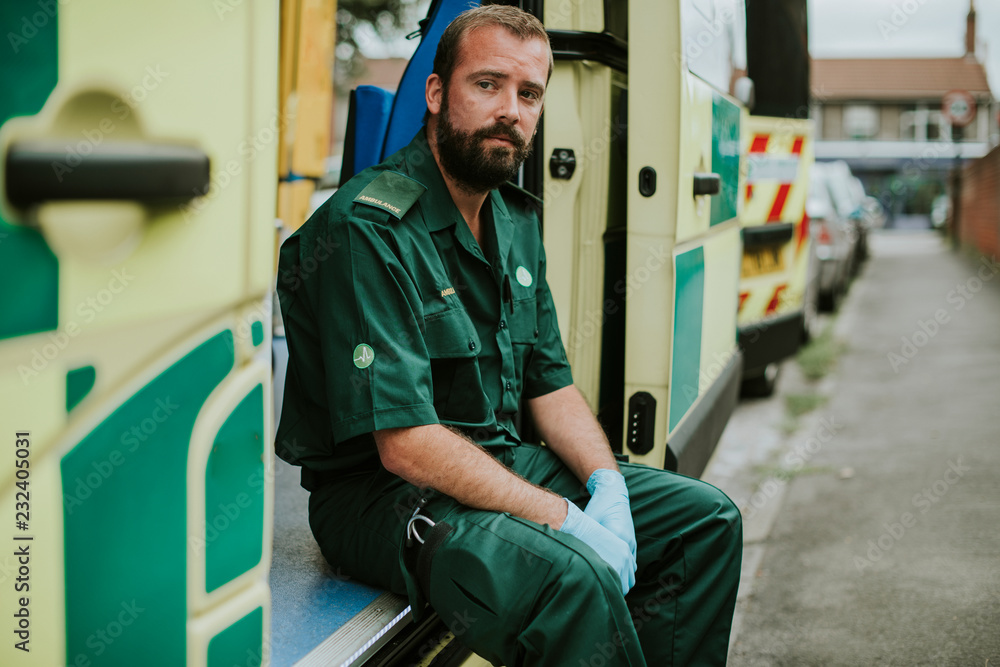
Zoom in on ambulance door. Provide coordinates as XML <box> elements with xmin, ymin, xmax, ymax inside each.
<box><xmin>0</xmin><ymin>1</ymin><xmax>277</xmax><ymax>665</ymax></box>
<box><xmin>537</xmin><ymin>0</ymin><xmax>626</xmax><ymax>420</ymax></box>
<box><xmin>622</xmin><ymin>0</ymin><xmax>743</xmax><ymax>475</ymax></box>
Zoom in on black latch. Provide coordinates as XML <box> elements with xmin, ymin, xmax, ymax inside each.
<box><xmin>639</xmin><ymin>167</ymin><xmax>657</xmax><ymax>197</ymax></box>
<box><xmin>549</xmin><ymin>148</ymin><xmax>576</xmax><ymax>179</ymax></box>
<box><xmin>626</xmin><ymin>391</ymin><xmax>656</xmax><ymax>455</ymax></box>
<box><xmin>693</xmin><ymin>173</ymin><xmax>721</xmax><ymax>196</ymax></box>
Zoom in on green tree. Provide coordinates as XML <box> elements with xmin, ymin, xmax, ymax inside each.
<box><xmin>336</xmin><ymin>0</ymin><xmax>427</xmax><ymax>91</ymax></box>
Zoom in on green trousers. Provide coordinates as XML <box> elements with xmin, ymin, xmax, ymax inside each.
<box><xmin>309</xmin><ymin>444</ymin><xmax>742</xmax><ymax>666</ymax></box>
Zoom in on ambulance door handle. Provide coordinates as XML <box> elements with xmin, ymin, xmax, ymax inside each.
<box><xmin>693</xmin><ymin>173</ymin><xmax>721</xmax><ymax>197</ymax></box>
<box><xmin>5</xmin><ymin>139</ymin><xmax>210</xmax><ymax>209</ymax></box>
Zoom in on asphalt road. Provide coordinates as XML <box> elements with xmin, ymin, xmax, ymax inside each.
<box><xmin>704</xmin><ymin>229</ymin><xmax>1000</xmax><ymax>666</ymax></box>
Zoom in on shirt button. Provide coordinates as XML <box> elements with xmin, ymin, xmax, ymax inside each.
<box><xmin>505</xmin><ymin>380</ymin><xmax>512</xmax><ymax>391</ymax></box>
<box><xmin>468</xmin><ymin>339</ymin><xmax>476</xmax><ymax>351</ymax></box>
<box><xmin>533</xmin><ymin>328</ymin><xmax>539</xmax><ymax>337</ymax></box>
<box><xmin>499</xmin><ymin>320</ymin><xmax>507</xmax><ymax>329</ymax></box>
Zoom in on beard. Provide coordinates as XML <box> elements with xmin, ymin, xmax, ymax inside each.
<box><xmin>434</xmin><ymin>93</ymin><xmax>535</xmax><ymax>194</ymax></box>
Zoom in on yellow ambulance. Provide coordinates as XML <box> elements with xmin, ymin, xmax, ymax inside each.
<box><xmin>738</xmin><ymin>115</ymin><xmax>816</xmax><ymax>395</ymax></box>
<box><xmin>732</xmin><ymin>0</ymin><xmax>817</xmax><ymax>396</ymax></box>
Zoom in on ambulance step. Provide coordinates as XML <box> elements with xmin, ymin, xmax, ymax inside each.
<box><xmin>293</xmin><ymin>592</ymin><xmax>413</xmax><ymax>666</ymax></box>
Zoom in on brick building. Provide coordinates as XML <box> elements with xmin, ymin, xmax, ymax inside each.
<box><xmin>959</xmin><ymin>142</ymin><xmax>1000</xmax><ymax>257</ymax></box>
<box><xmin>810</xmin><ymin>1</ymin><xmax>997</xmax><ymax>224</ymax></box>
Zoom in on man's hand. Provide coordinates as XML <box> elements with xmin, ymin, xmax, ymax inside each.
<box><xmin>584</xmin><ymin>468</ymin><xmax>637</xmax><ymax>560</ymax></box>
<box><xmin>559</xmin><ymin>499</ymin><xmax>636</xmax><ymax>595</ymax></box>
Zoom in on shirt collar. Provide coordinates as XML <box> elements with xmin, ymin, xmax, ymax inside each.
<box><xmin>401</xmin><ymin>128</ymin><xmax>462</xmax><ymax>233</ymax></box>
<box><xmin>402</xmin><ymin>128</ymin><xmax>516</xmax><ymax>267</ymax></box>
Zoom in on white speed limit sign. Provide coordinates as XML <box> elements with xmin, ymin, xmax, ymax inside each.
<box><xmin>942</xmin><ymin>90</ymin><xmax>977</xmax><ymax>127</ymax></box>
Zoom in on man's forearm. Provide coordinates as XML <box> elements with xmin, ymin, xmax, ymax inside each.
<box><xmin>527</xmin><ymin>385</ymin><xmax>619</xmax><ymax>485</ymax></box>
<box><xmin>374</xmin><ymin>424</ymin><xmax>568</xmax><ymax>528</ymax></box>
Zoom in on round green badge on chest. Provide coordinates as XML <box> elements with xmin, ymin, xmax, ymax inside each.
<box><xmin>353</xmin><ymin>344</ymin><xmax>375</xmax><ymax>369</ymax></box>
<box><xmin>515</xmin><ymin>266</ymin><xmax>533</xmax><ymax>287</ymax></box>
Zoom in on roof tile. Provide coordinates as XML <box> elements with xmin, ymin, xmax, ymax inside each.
<box><xmin>812</xmin><ymin>57</ymin><xmax>992</xmax><ymax>101</ymax></box>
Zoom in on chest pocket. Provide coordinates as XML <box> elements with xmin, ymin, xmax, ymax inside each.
<box><xmin>507</xmin><ymin>296</ymin><xmax>538</xmax><ymax>345</ymax></box>
<box><xmin>423</xmin><ymin>307</ymin><xmax>488</xmax><ymax>423</ymax></box>
<box><xmin>424</xmin><ymin>307</ymin><xmax>481</xmax><ymax>357</ymax></box>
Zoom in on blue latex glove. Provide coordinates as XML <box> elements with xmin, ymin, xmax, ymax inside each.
<box><xmin>559</xmin><ymin>498</ymin><xmax>636</xmax><ymax>595</ymax></box>
<box><xmin>584</xmin><ymin>469</ymin><xmax>637</xmax><ymax>560</ymax></box>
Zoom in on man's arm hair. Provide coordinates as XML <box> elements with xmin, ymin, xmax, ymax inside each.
<box><xmin>374</xmin><ymin>424</ymin><xmax>568</xmax><ymax>527</ymax></box>
<box><xmin>526</xmin><ymin>384</ymin><xmax>620</xmax><ymax>485</ymax></box>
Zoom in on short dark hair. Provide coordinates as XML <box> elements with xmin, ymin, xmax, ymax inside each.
<box><xmin>432</xmin><ymin>4</ymin><xmax>553</xmax><ymax>88</ymax></box>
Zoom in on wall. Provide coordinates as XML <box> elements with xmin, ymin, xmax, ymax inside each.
<box><xmin>958</xmin><ymin>142</ymin><xmax>1000</xmax><ymax>258</ymax></box>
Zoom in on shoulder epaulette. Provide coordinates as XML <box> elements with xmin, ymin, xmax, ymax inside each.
<box><xmin>353</xmin><ymin>171</ymin><xmax>426</xmax><ymax>220</ymax></box>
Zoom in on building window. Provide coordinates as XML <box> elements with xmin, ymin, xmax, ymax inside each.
<box><xmin>899</xmin><ymin>104</ymin><xmax>917</xmax><ymax>140</ymax></box>
<box><xmin>962</xmin><ymin>107</ymin><xmax>983</xmax><ymax>141</ymax></box>
<box><xmin>843</xmin><ymin>104</ymin><xmax>879</xmax><ymax>139</ymax></box>
<box><xmin>898</xmin><ymin>104</ymin><xmax>949</xmax><ymax>142</ymax></box>
<box><xmin>927</xmin><ymin>111</ymin><xmax>944</xmax><ymax>141</ymax></box>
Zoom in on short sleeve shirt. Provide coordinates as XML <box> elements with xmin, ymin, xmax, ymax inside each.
<box><xmin>275</xmin><ymin>129</ymin><xmax>573</xmax><ymax>481</ymax></box>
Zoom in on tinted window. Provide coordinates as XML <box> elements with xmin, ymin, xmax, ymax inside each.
<box><xmin>680</xmin><ymin>0</ymin><xmax>747</xmax><ymax>95</ymax></box>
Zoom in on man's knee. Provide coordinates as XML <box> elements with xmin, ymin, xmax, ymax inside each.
<box><xmin>626</xmin><ymin>466</ymin><xmax>742</xmax><ymax>540</ymax></box>
<box><xmin>688</xmin><ymin>480</ymin><xmax>743</xmax><ymax>543</ymax></box>
<box><xmin>707</xmin><ymin>484</ymin><xmax>742</xmax><ymax>538</ymax></box>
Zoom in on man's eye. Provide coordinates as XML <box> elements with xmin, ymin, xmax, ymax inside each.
<box><xmin>521</xmin><ymin>90</ymin><xmax>539</xmax><ymax>100</ymax></box>
<box><xmin>477</xmin><ymin>81</ymin><xmax>494</xmax><ymax>90</ymax></box>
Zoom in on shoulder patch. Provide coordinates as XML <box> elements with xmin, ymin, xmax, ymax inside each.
<box><xmin>353</xmin><ymin>171</ymin><xmax>427</xmax><ymax>220</ymax></box>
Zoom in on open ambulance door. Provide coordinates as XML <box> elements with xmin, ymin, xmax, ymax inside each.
<box><xmin>535</xmin><ymin>0</ymin><xmax>743</xmax><ymax>477</ymax></box>
<box><xmin>0</xmin><ymin>1</ymin><xmax>277</xmax><ymax>664</ymax></box>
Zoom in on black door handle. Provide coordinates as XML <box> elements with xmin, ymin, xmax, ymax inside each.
<box><xmin>6</xmin><ymin>139</ymin><xmax>210</xmax><ymax>208</ymax></box>
<box><xmin>693</xmin><ymin>172</ymin><xmax>721</xmax><ymax>196</ymax></box>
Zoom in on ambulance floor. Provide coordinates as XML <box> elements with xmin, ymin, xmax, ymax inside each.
<box><xmin>269</xmin><ymin>449</ymin><xmax>384</xmax><ymax>665</ymax></box>
<box><xmin>270</xmin><ymin>337</ymin><xmax>384</xmax><ymax>666</ymax></box>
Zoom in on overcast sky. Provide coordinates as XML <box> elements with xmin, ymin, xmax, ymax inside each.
<box><xmin>810</xmin><ymin>0</ymin><xmax>1000</xmax><ymax>94</ymax></box>
<box><xmin>360</xmin><ymin>0</ymin><xmax>1000</xmax><ymax>96</ymax></box>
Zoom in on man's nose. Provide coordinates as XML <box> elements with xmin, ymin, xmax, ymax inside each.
<box><xmin>495</xmin><ymin>88</ymin><xmax>520</xmax><ymax>124</ymax></box>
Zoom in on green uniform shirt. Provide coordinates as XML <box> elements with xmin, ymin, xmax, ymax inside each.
<box><xmin>275</xmin><ymin>129</ymin><xmax>573</xmax><ymax>486</ymax></box>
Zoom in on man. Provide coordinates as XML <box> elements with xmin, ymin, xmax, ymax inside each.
<box><xmin>276</xmin><ymin>5</ymin><xmax>742</xmax><ymax>665</ymax></box>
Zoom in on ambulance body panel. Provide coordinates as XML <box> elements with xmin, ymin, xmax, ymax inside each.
<box><xmin>0</xmin><ymin>1</ymin><xmax>278</xmax><ymax>664</ymax></box>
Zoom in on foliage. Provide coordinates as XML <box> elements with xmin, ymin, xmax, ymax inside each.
<box><xmin>784</xmin><ymin>392</ymin><xmax>828</xmax><ymax>419</ymax></box>
<box><xmin>796</xmin><ymin>323</ymin><xmax>843</xmax><ymax>381</ymax></box>
<box><xmin>336</xmin><ymin>0</ymin><xmax>427</xmax><ymax>91</ymax></box>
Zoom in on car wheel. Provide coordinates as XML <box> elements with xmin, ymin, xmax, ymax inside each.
<box><xmin>741</xmin><ymin>363</ymin><xmax>780</xmax><ymax>398</ymax></box>
<box><xmin>819</xmin><ymin>284</ymin><xmax>841</xmax><ymax>312</ymax></box>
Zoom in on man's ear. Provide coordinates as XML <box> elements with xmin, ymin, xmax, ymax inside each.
<box><xmin>426</xmin><ymin>73</ymin><xmax>443</xmax><ymax>116</ymax></box>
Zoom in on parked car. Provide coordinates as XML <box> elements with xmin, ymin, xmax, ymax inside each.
<box><xmin>808</xmin><ymin>162</ymin><xmax>858</xmax><ymax>311</ymax></box>
<box><xmin>861</xmin><ymin>195</ymin><xmax>888</xmax><ymax>230</ymax></box>
<box><xmin>822</xmin><ymin>160</ymin><xmax>871</xmax><ymax>272</ymax></box>
<box><xmin>931</xmin><ymin>194</ymin><xmax>951</xmax><ymax>230</ymax></box>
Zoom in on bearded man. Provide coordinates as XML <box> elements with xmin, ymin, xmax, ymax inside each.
<box><xmin>275</xmin><ymin>5</ymin><xmax>742</xmax><ymax>665</ymax></box>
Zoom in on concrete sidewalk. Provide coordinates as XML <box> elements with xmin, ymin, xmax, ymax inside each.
<box><xmin>710</xmin><ymin>230</ymin><xmax>1000</xmax><ymax>666</ymax></box>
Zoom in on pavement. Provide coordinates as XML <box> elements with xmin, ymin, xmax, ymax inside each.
<box><xmin>703</xmin><ymin>229</ymin><xmax>1000</xmax><ymax>666</ymax></box>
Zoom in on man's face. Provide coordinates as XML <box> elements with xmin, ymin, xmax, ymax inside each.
<box><xmin>428</xmin><ymin>25</ymin><xmax>549</xmax><ymax>193</ymax></box>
